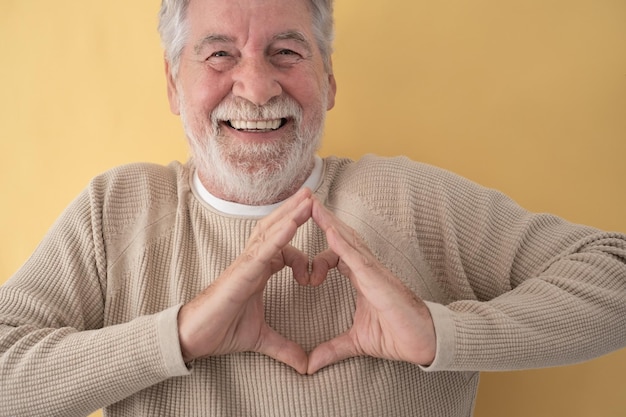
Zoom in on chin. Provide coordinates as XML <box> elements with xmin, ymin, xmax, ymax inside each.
<box><xmin>195</xmin><ymin>147</ymin><xmax>316</xmax><ymax>205</ymax></box>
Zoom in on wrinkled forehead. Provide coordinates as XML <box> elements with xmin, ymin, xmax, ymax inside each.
<box><xmin>183</xmin><ymin>0</ymin><xmax>318</xmax><ymax>61</ymax></box>
<box><xmin>186</xmin><ymin>0</ymin><xmax>314</xmax><ymax>34</ymax></box>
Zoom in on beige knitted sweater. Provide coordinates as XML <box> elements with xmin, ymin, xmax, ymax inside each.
<box><xmin>1</xmin><ymin>155</ymin><xmax>625</xmax><ymax>417</ymax></box>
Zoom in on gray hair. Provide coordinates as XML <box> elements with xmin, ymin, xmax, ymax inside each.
<box><xmin>158</xmin><ymin>0</ymin><xmax>335</xmax><ymax>78</ymax></box>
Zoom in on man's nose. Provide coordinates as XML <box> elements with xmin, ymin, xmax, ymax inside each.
<box><xmin>231</xmin><ymin>57</ymin><xmax>282</xmax><ymax>106</ymax></box>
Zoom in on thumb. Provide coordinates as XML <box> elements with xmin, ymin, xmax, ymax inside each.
<box><xmin>256</xmin><ymin>326</ymin><xmax>309</xmax><ymax>375</ymax></box>
<box><xmin>307</xmin><ymin>333</ymin><xmax>357</xmax><ymax>374</ymax></box>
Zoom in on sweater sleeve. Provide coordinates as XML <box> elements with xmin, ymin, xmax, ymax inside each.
<box><xmin>419</xmin><ymin>167</ymin><xmax>626</xmax><ymax>372</ymax></box>
<box><xmin>327</xmin><ymin>155</ymin><xmax>626</xmax><ymax>373</ymax></box>
<box><xmin>0</xmin><ymin>188</ymin><xmax>190</xmax><ymax>417</ymax></box>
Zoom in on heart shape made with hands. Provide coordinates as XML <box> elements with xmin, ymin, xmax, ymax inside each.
<box><xmin>177</xmin><ymin>189</ymin><xmax>437</xmax><ymax>375</ymax></box>
<box><xmin>254</xmin><ymin>192</ymin><xmax>437</xmax><ymax>374</ymax></box>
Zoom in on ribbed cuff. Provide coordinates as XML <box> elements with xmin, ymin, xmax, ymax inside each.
<box><xmin>419</xmin><ymin>301</ymin><xmax>456</xmax><ymax>372</ymax></box>
<box><xmin>156</xmin><ymin>304</ymin><xmax>193</xmax><ymax>377</ymax></box>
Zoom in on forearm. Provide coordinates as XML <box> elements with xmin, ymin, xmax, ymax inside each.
<box><xmin>426</xmin><ymin>232</ymin><xmax>626</xmax><ymax>371</ymax></box>
<box><xmin>0</xmin><ymin>305</ymin><xmax>189</xmax><ymax>416</ymax></box>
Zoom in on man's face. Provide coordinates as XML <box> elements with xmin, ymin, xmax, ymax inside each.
<box><xmin>166</xmin><ymin>0</ymin><xmax>336</xmax><ymax>204</ymax></box>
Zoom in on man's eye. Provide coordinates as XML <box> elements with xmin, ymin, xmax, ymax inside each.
<box><xmin>210</xmin><ymin>51</ymin><xmax>229</xmax><ymax>58</ymax></box>
<box><xmin>205</xmin><ymin>51</ymin><xmax>237</xmax><ymax>72</ymax></box>
<box><xmin>271</xmin><ymin>49</ymin><xmax>303</xmax><ymax>67</ymax></box>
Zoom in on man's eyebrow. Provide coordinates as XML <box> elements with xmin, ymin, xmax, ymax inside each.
<box><xmin>272</xmin><ymin>31</ymin><xmax>313</xmax><ymax>53</ymax></box>
<box><xmin>193</xmin><ymin>31</ymin><xmax>313</xmax><ymax>55</ymax></box>
<box><xmin>194</xmin><ymin>34</ymin><xmax>235</xmax><ymax>55</ymax></box>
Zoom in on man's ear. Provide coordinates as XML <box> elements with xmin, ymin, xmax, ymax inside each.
<box><xmin>326</xmin><ymin>73</ymin><xmax>337</xmax><ymax>111</ymax></box>
<box><xmin>165</xmin><ymin>57</ymin><xmax>181</xmax><ymax>115</ymax></box>
<box><xmin>326</xmin><ymin>58</ymin><xmax>337</xmax><ymax>111</ymax></box>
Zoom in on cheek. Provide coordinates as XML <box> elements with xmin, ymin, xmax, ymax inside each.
<box><xmin>285</xmin><ymin>87</ymin><xmax>325</xmax><ymax>121</ymax></box>
<box><xmin>187</xmin><ymin>90</ymin><xmax>223</xmax><ymax>117</ymax></box>
<box><xmin>183</xmin><ymin>73</ymin><xmax>233</xmax><ymax>116</ymax></box>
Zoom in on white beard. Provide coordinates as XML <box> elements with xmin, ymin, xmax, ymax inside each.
<box><xmin>179</xmin><ymin>90</ymin><xmax>327</xmax><ymax>205</ymax></box>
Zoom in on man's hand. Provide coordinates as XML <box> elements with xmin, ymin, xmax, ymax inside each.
<box><xmin>306</xmin><ymin>197</ymin><xmax>437</xmax><ymax>374</ymax></box>
<box><xmin>177</xmin><ymin>188</ymin><xmax>313</xmax><ymax>374</ymax></box>
<box><xmin>177</xmin><ymin>189</ymin><xmax>437</xmax><ymax>375</ymax></box>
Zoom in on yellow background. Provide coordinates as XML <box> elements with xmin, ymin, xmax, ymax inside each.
<box><xmin>1</xmin><ymin>0</ymin><xmax>625</xmax><ymax>416</ymax></box>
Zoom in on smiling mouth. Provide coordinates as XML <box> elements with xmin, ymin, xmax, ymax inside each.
<box><xmin>227</xmin><ymin>118</ymin><xmax>288</xmax><ymax>132</ymax></box>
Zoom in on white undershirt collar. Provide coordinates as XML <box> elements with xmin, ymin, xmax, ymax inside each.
<box><xmin>192</xmin><ymin>156</ymin><xmax>323</xmax><ymax>217</ymax></box>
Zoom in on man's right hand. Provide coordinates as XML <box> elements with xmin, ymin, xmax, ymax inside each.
<box><xmin>176</xmin><ymin>188</ymin><xmax>314</xmax><ymax>374</ymax></box>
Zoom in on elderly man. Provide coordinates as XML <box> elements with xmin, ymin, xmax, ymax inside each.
<box><xmin>1</xmin><ymin>0</ymin><xmax>625</xmax><ymax>416</ymax></box>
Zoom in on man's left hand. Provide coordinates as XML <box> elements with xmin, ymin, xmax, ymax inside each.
<box><xmin>306</xmin><ymin>197</ymin><xmax>437</xmax><ymax>374</ymax></box>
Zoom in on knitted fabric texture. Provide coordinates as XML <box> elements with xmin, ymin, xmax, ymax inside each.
<box><xmin>1</xmin><ymin>155</ymin><xmax>625</xmax><ymax>416</ymax></box>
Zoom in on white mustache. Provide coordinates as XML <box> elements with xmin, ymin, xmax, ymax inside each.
<box><xmin>211</xmin><ymin>95</ymin><xmax>303</xmax><ymax>124</ymax></box>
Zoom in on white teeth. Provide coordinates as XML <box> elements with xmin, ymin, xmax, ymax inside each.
<box><xmin>230</xmin><ymin>119</ymin><xmax>282</xmax><ymax>131</ymax></box>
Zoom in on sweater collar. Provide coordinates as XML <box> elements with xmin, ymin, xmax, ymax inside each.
<box><xmin>192</xmin><ymin>156</ymin><xmax>323</xmax><ymax>217</ymax></box>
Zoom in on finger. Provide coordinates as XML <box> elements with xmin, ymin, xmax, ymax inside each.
<box><xmin>257</xmin><ymin>187</ymin><xmax>313</xmax><ymax>231</ymax></box>
<box><xmin>310</xmin><ymin>249</ymin><xmax>339</xmax><ymax>287</ymax></box>
<box><xmin>311</xmin><ymin>197</ymin><xmax>347</xmax><ymax>235</ymax></box>
<box><xmin>312</xmin><ymin>199</ymin><xmax>410</xmax><ymax>308</ymax></box>
<box><xmin>312</xmin><ymin>200</ymin><xmax>377</xmax><ymax>283</ymax></box>
<box><xmin>307</xmin><ymin>333</ymin><xmax>358</xmax><ymax>374</ymax></box>
<box><xmin>249</xmin><ymin>195</ymin><xmax>313</xmax><ymax>263</ymax></box>
<box><xmin>216</xmin><ymin>194</ymin><xmax>313</xmax><ymax>302</ymax></box>
<box><xmin>311</xmin><ymin>198</ymin><xmax>372</xmax><ymax>260</ymax></box>
<box><xmin>256</xmin><ymin>326</ymin><xmax>309</xmax><ymax>375</ymax></box>
<box><xmin>282</xmin><ymin>244</ymin><xmax>310</xmax><ymax>286</ymax></box>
